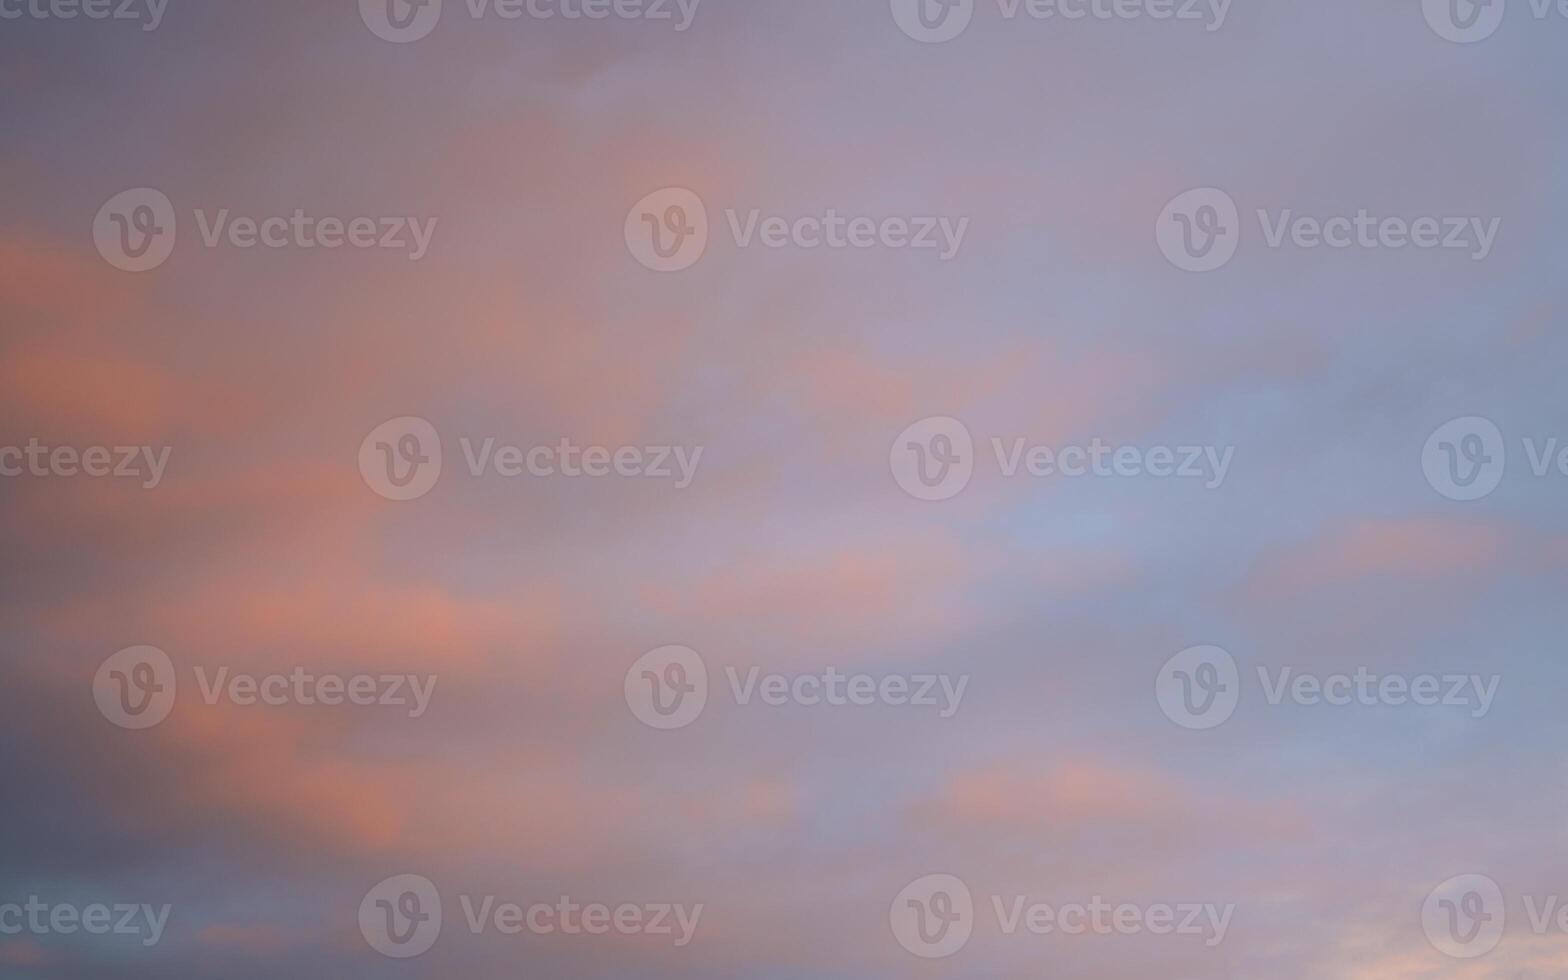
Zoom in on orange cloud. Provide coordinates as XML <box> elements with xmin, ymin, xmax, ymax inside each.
<box><xmin>0</xmin><ymin>939</ymin><xmax>47</xmax><ymax>967</ymax></box>
<box><xmin>1248</xmin><ymin>517</ymin><xmax>1511</xmax><ymax>595</ymax></box>
<box><xmin>640</xmin><ymin>528</ymin><xmax>977</xmax><ymax>660</ymax></box>
<box><xmin>195</xmin><ymin>924</ymin><xmax>293</xmax><ymax>954</ymax></box>
<box><xmin>916</xmin><ymin>758</ymin><xmax>1305</xmax><ymax>846</ymax></box>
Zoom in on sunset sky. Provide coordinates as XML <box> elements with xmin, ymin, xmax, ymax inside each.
<box><xmin>3</xmin><ymin>1</ymin><xmax>1568</xmax><ymax>977</ymax></box>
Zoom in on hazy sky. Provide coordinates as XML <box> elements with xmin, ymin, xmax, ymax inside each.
<box><xmin>3</xmin><ymin>1</ymin><xmax>1567</xmax><ymax>977</ymax></box>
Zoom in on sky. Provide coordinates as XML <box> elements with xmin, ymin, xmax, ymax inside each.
<box><xmin>2</xmin><ymin>0</ymin><xmax>1568</xmax><ymax>977</ymax></box>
